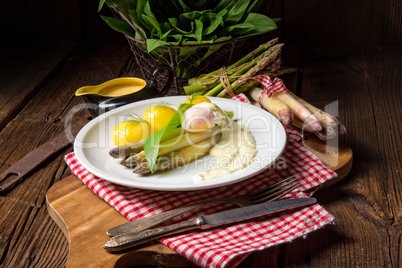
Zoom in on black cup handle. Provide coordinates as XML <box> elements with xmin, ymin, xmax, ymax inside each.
<box><xmin>148</xmin><ymin>65</ymin><xmax>174</xmax><ymax>97</ymax></box>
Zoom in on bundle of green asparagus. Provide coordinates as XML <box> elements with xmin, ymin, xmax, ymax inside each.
<box><xmin>184</xmin><ymin>38</ymin><xmax>296</xmax><ymax>97</ymax></box>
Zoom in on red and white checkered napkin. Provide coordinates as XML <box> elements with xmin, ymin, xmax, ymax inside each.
<box><xmin>65</xmin><ymin>94</ymin><xmax>337</xmax><ymax>268</ymax></box>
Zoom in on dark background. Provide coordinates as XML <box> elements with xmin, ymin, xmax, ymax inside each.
<box><xmin>2</xmin><ymin>0</ymin><xmax>402</xmax><ymax>47</ymax></box>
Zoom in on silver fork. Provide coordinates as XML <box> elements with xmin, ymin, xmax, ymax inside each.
<box><xmin>107</xmin><ymin>175</ymin><xmax>300</xmax><ymax>236</ymax></box>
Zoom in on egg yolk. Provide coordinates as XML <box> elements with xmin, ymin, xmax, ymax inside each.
<box><xmin>111</xmin><ymin>119</ymin><xmax>151</xmax><ymax>146</ymax></box>
<box><xmin>184</xmin><ymin>95</ymin><xmax>211</xmax><ymax>105</ymax></box>
<box><xmin>142</xmin><ymin>105</ymin><xmax>176</xmax><ymax>133</ymax></box>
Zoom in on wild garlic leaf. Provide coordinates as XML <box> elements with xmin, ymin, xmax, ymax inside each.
<box><xmin>200</xmin><ymin>13</ymin><xmax>223</xmax><ymax>35</ymax></box>
<box><xmin>225</xmin><ymin>0</ymin><xmax>250</xmax><ymax>24</ymax></box>
<box><xmin>160</xmin><ymin>29</ymin><xmax>174</xmax><ymax>41</ymax></box>
<box><xmin>100</xmin><ymin>16</ymin><xmax>137</xmax><ymax>37</ymax></box>
<box><xmin>241</xmin><ymin>13</ymin><xmax>277</xmax><ymax>35</ymax></box>
<box><xmin>98</xmin><ymin>0</ymin><xmax>107</xmax><ymax>12</ymax></box>
<box><xmin>194</xmin><ymin>0</ymin><xmax>209</xmax><ymax>9</ymax></box>
<box><xmin>146</xmin><ymin>39</ymin><xmax>170</xmax><ymax>53</ymax></box>
<box><xmin>179</xmin><ymin>46</ymin><xmax>199</xmax><ymax>57</ymax></box>
<box><xmin>200</xmin><ymin>36</ymin><xmax>232</xmax><ymax>61</ymax></box>
<box><xmin>246</xmin><ymin>0</ymin><xmax>270</xmax><ymax>13</ymax></box>
<box><xmin>142</xmin><ymin>15</ymin><xmax>161</xmax><ymax>36</ymax></box>
<box><xmin>217</xmin><ymin>8</ymin><xmax>228</xmax><ymax>17</ymax></box>
<box><xmin>214</xmin><ymin>0</ymin><xmax>237</xmax><ymax>14</ymax></box>
<box><xmin>170</xmin><ymin>0</ymin><xmax>186</xmax><ymax>13</ymax></box>
<box><xmin>142</xmin><ymin>2</ymin><xmax>161</xmax><ymax>36</ymax></box>
<box><xmin>168</xmin><ymin>17</ymin><xmax>179</xmax><ymax>27</ymax></box>
<box><xmin>143</xmin><ymin>103</ymin><xmax>193</xmax><ymax>172</ymax></box>
<box><xmin>135</xmin><ymin>0</ymin><xmax>148</xmax><ymax>29</ymax></box>
<box><xmin>219</xmin><ymin>22</ymin><xmax>255</xmax><ymax>36</ymax></box>
<box><xmin>176</xmin><ymin>0</ymin><xmax>191</xmax><ymax>12</ymax></box>
<box><xmin>128</xmin><ymin>9</ymin><xmax>148</xmax><ymax>38</ymax></box>
<box><xmin>170</xmin><ymin>34</ymin><xmax>183</xmax><ymax>43</ymax></box>
<box><xmin>110</xmin><ymin>0</ymin><xmax>136</xmax><ymax>18</ymax></box>
<box><xmin>172</xmin><ymin>21</ymin><xmax>195</xmax><ymax>35</ymax></box>
<box><xmin>180</xmin><ymin>10</ymin><xmax>209</xmax><ymax>22</ymax></box>
<box><xmin>184</xmin><ymin>20</ymin><xmax>203</xmax><ymax>42</ymax></box>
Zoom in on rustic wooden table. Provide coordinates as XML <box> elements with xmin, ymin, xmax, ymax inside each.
<box><xmin>0</xmin><ymin>42</ymin><xmax>400</xmax><ymax>267</ymax></box>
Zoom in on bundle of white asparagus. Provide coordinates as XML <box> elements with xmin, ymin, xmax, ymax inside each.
<box><xmin>248</xmin><ymin>87</ymin><xmax>347</xmax><ymax>140</ymax></box>
<box><xmin>110</xmin><ymin>125</ymin><xmax>222</xmax><ymax>175</ymax></box>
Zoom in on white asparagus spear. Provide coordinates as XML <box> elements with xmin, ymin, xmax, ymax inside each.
<box><xmin>291</xmin><ymin>118</ymin><xmax>333</xmax><ymax>140</ymax></box>
<box><xmin>274</xmin><ymin>92</ymin><xmax>323</xmax><ymax>132</ymax></box>
<box><xmin>249</xmin><ymin>87</ymin><xmax>294</xmax><ymax>125</ymax></box>
<box><xmin>121</xmin><ymin>126</ymin><xmax>221</xmax><ymax>168</ymax></box>
<box><xmin>289</xmin><ymin>93</ymin><xmax>347</xmax><ymax>135</ymax></box>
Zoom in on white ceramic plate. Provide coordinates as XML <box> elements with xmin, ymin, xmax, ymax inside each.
<box><xmin>74</xmin><ymin>96</ymin><xmax>286</xmax><ymax>191</ymax></box>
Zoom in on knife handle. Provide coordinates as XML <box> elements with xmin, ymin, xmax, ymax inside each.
<box><xmin>107</xmin><ymin>199</ymin><xmax>224</xmax><ymax>236</ymax></box>
<box><xmin>104</xmin><ymin>217</ymin><xmax>203</xmax><ymax>251</ymax></box>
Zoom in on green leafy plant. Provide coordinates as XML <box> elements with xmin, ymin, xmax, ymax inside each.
<box><xmin>99</xmin><ymin>0</ymin><xmax>279</xmax><ymax>77</ymax></box>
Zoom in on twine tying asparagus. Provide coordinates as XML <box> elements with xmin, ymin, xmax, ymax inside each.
<box><xmin>193</xmin><ymin>63</ymin><xmax>248</xmax><ymax>98</ymax></box>
<box><xmin>219</xmin><ymin>67</ymin><xmax>236</xmax><ymax>97</ymax></box>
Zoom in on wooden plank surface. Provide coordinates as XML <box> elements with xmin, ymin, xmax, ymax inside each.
<box><xmin>0</xmin><ymin>42</ymin><xmax>400</xmax><ymax>267</ymax></box>
<box><xmin>292</xmin><ymin>47</ymin><xmax>402</xmax><ymax>267</ymax></box>
<box><xmin>0</xmin><ymin>42</ymin><xmax>78</xmax><ymax>130</ymax></box>
<box><xmin>245</xmin><ymin>47</ymin><xmax>401</xmax><ymax>268</ymax></box>
<box><xmin>283</xmin><ymin>0</ymin><xmax>402</xmax><ymax>47</ymax></box>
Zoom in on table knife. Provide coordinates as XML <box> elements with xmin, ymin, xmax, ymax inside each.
<box><xmin>0</xmin><ymin>115</ymin><xmax>90</xmax><ymax>193</ymax></box>
<box><xmin>104</xmin><ymin>197</ymin><xmax>317</xmax><ymax>251</ymax></box>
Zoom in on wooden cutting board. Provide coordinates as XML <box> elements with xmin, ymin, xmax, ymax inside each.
<box><xmin>46</xmin><ymin>134</ymin><xmax>352</xmax><ymax>268</ymax></box>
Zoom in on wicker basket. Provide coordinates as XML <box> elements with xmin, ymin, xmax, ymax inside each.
<box><xmin>126</xmin><ymin>36</ymin><xmax>250</xmax><ymax>95</ymax></box>
<box><xmin>111</xmin><ymin>6</ymin><xmax>251</xmax><ymax>95</ymax></box>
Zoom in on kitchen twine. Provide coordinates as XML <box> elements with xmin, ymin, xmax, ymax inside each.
<box><xmin>219</xmin><ymin>67</ymin><xmax>236</xmax><ymax>97</ymax></box>
<box><xmin>65</xmin><ymin>94</ymin><xmax>337</xmax><ymax>268</ymax></box>
<box><xmin>196</xmin><ymin>64</ymin><xmax>245</xmax><ymax>88</ymax></box>
<box><xmin>237</xmin><ymin>75</ymin><xmax>289</xmax><ymax>106</ymax></box>
<box><xmin>196</xmin><ymin>66</ymin><xmax>249</xmax><ymax>98</ymax></box>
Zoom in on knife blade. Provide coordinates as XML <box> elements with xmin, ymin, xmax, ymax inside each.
<box><xmin>104</xmin><ymin>197</ymin><xmax>317</xmax><ymax>251</ymax></box>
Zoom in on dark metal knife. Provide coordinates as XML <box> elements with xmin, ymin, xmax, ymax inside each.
<box><xmin>0</xmin><ymin>115</ymin><xmax>90</xmax><ymax>193</ymax></box>
<box><xmin>104</xmin><ymin>197</ymin><xmax>317</xmax><ymax>251</ymax></box>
